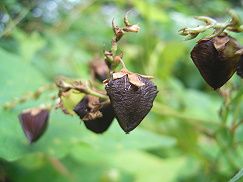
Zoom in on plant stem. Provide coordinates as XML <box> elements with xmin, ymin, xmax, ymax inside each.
<box><xmin>84</xmin><ymin>82</ymin><xmax>109</xmax><ymax>100</ymax></box>
<box><xmin>179</xmin><ymin>11</ymin><xmax>243</xmax><ymax>40</ymax></box>
<box><xmin>105</xmin><ymin>14</ymin><xmax>140</xmax><ymax>70</ymax></box>
<box><xmin>3</xmin><ymin>84</ymin><xmax>55</xmax><ymax>110</ymax></box>
<box><xmin>55</xmin><ymin>78</ymin><xmax>109</xmax><ymax>100</ymax></box>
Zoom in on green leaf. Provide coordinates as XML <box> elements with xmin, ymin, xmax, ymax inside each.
<box><xmin>0</xmin><ymin>48</ymin><xmax>46</xmax><ymax>104</ymax></box>
<box><xmin>111</xmin><ymin>150</ymin><xmax>186</xmax><ymax>182</ymax></box>
<box><xmin>0</xmin><ymin>48</ymin><xmax>85</xmax><ymax>161</ymax></box>
<box><xmin>69</xmin><ymin>122</ymin><xmax>176</xmax><ymax>164</ymax></box>
<box><xmin>133</xmin><ymin>1</ymin><xmax>169</xmax><ymax>23</ymax></box>
<box><xmin>158</xmin><ymin>42</ymin><xmax>186</xmax><ymax>79</ymax></box>
<box><xmin>13</xmin><ymin>30</ymin><xmax>46</xmax><ymax>63</ymax></box>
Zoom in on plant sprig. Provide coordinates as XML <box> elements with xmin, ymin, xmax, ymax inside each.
<box><xmin>55</xmin><ymin>77</ymin><xmax>108</xmax><ymax>100</ymax></box>
<box><xmin>104</xmin><ymin>13</ymin><xmax>140</xmax><ymax>71</ymax></box>
<box><xmin>55</xmin><ymin>13</ymin><xmax>140</xmax><ymax>101</ymax></box>
<box><xmin>179</xmin><ymin>10</ymin><xmax>243</xmax><ymax>40</ymax></box>
<box><xmin>3</xmin><ymin>84</ymin><xmax>55</xmax><ymax>110</ymax></box>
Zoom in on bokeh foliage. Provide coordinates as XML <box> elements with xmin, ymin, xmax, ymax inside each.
<box><xmin>0</xmin><ymin>0</ymin><xmax>243</xmax><ymax>181</ymax></box>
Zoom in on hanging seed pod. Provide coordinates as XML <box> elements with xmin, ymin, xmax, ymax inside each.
<box><xmin>105</xmin><ymin>74</ymin><xmax>158</xmax><ymax>133</ymax></box>
<box><xmin>191</xmin><ymin>34</ymin><xmax>242</xmax><ymax>89</ymax></box>
<box><xmin>73</xmin><ymin>96</ymin><xmax>115</xmax><ymax>134</ymax></box>
<box><xmin>18</xmin><ymin>108</ymin><xmax>49</xmax><ymax>143</ymax></box>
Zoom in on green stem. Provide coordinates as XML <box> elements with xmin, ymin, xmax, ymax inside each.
<box><xmin>179</xmin><ymin>11</ymin><xmax>243</xmax><ymax>40</ymax></box>
<box><xmin>215</xmin><ymin>134</ymin><xmax>239</xmax><ymax>170</ymax></box>
<box><xmin>85</xmin><ymin>83</ymin><xmax>109</xmax><ymax>100</ymax></box>
<box><xmin>56</xmin><ymin>79</ymin><xmax>109</xmax><ymax>100</ymax></box>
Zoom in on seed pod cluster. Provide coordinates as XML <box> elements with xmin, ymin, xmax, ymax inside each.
<box><xmin>105</xmin><ymin>73</ymin><xmax>158</xmax><ymax>133</ymax></box>
<box><xmin>18</xmin><ymin>108</ymin><xmax>49</xmax><ymax>143</ymax></box>
<box><xmin>191</xmin><ymin>34</ymin><xmax>243</xmax><ymax>89</ymax></box>
<box><xmin>72</xmin><ymin>71</ymin><xmax>158</xmax><ymax>134</ymax></box>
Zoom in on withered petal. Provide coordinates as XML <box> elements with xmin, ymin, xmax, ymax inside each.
<box><xmin>105</xmin><ymin>75</ymin><xmax>158</xmax><ymax>133</ymax></box>
<box><xmin>128</xmin><ymin>73</ymin><xmax>145</xmax><ymax>87</ymax></box>
<box><xmin>112</xmin><ymin>71</ymin><xmax>127</xmax><ymax>80</ymax></box>
<box><xmin>213</xmin><ymin>34</ymin><xmax>230</xmax><ymax>51</ymax></box>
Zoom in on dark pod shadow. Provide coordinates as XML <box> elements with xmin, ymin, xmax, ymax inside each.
<box><xmin>18</xmin><ymin>108</ymin><xmax>49</xmax><ymax>143</ymax></box>
<box><xmin>83</xmin><ymin>104</ymin><xmax>115</xmax><ymax>133</ymax></box>
<box><xmin>236</xmin><ymin>56</ymin><xmax>243</xmax><ymax>78</ymax></box>
<box><xmin>191</xmin><ymin>35</ymin><xmax>242</xmax><ymax>89</ymax></box>
<box><xmin>73</xmin><ymin>96</ymin><xmax>115</xmax><ymax>134</ymax></box>
<box><xmin>89</xmin><ymin>57</ymin><xmax>109</xmax><ymax>82</ymax></box>
<box><xmin>105</xmin><ymin>75</ymin><xmax>158</xmax><ymax>133</ymax></box>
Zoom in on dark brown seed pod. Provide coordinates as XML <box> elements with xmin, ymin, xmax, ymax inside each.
<box><xmin>73</xmin><ymin>96</ymin><xmax>115</xmax><ymax>134</ymax></box>
<box><xmin>191</xmin><ymin>34</ymin><xmax>242</xmax><ymax>89</ymax></box>
<box><xmin>236</xmin><ymin>56</ymin><xmax>243</xmax><ymax>78</ymax></box>
<box><xmin>83</xmin><ymin>104</ymin><xmax>115</xmax><ymax>133</ymax></box>
<box><xmin>18</xmin><ymin>108</ymin><xmax>49</xmax><ymax>143</ymax></box>
<box><xmin>105</xmin><ymin>75</ymin><xmax>158</xmax><ymax>133</ymax></box>
<box><xmin>73</xmin><ymin>96</ymin><xmax>90</xmax><ymax>119</ymax></box>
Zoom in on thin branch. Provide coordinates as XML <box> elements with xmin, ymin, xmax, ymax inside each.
<box><xmin>55</xmin><ymin>78</ymin><xmax>109</xmax><ymax>100</ymax></box>
<box><xmin>3</xmin><ymin>84</ymin><xmax>55</xmax><ymax>110</ymax></box>
<box><xmin>105</xmin><ymin>13</ymin><xmax>140</xmax><ymax>70</ymax></box>
<box><xmin>179</xmin><ymin>10</ymin><xmax>243</xmax><ymax>40</ymax></box>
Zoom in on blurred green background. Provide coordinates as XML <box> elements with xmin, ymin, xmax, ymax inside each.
<box><xmin>0</xmin><ymin>0</ymin><xmax>243</xmax><ymax>181</ymax></box>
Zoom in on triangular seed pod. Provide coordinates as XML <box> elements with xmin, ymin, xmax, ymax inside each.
<box><xmin>105</xmin><ymin>75</ymin><xmax>158</xmax><ymax>133</ymax></box>
<box><xmin>19</xmin><ymin>108</ymin><xmax>49</xmax><ymax>143</ymax></box>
